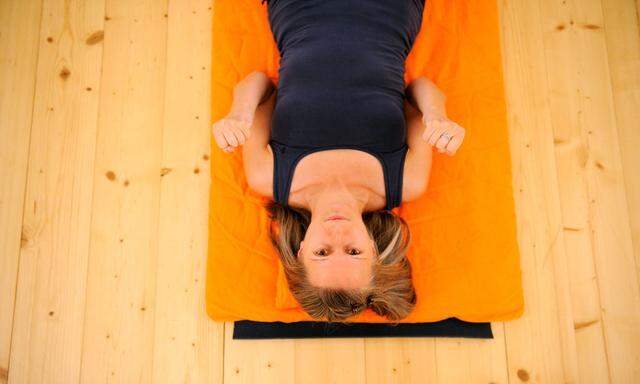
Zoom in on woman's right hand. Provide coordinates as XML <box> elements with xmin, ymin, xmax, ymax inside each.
<box><xmin>212</xmin><ymin>115</ymin><xmax>253</xmax><ymax>153</ymax></box>
<box><xmin>421</xmin><ymin>113</ymin><xmax>465</xmax><ymax>156</ymax></box>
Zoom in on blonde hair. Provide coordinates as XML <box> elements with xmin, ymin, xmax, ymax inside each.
<box><xmin>266</xmin><ymin>201</ymin><xmax>416</xmax><ymax>322</ymax></box>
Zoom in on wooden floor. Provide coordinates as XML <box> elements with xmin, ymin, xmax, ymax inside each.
<box><xmin>1</xmin><ymin>0</ymin><xmax>639</xmax><ymax>382</ymax></box>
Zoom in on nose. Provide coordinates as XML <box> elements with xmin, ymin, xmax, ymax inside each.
<box><xmin>323</xmin><ymin>221</ymin><xmax>351</xmax><ymax>239</ymax></box>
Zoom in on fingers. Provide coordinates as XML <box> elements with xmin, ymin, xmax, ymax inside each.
<box><xmin>422</xmin><ymin>119</ymin><xmax>446</xmax><ymax>146</ymax></box>
<box><xmin>443</xmin><ymin>123</ymin><xmax>464</xmax><ymax>155</ymax></box>
<box><xmin>212</xmin><ymin>118</ymin><xmax>252</xmax><ymax>154</ymax></box>
<box><xmin>236</xmin><ymin>120</ymin><xmax>251</xmax><ymax>139</ymax></box>
<box><xmin>232</xmin><ymin>124</ymin><xmax>248</xmax><ymax>146</ymax></box>
<box><xmin>445</xmin><ymin>131</ymin><xmax>464</xmax><ymax>155</ymax></box>
<box><xmin>221</xmin><ymin>128</ymin><xmax>239</xmax><ymax>147</ymax></box>
<box><xmin>212</xmin><ymin>122</ymin><xmax>229</xmax><ymax>150</ymax></box>
<box><xmin>434</xmin><ymin>133</ymin><xmax>450</xmax><ymax>153</ymax></box>
<box><xmin>422</xmin><ymin>118</ymin><xmax>466</xmax><ymax>156</ymax></box>
<box><xmin>427</xmin><ymin>123</ymin><xmax>447</xmax><ymax>146</ymax></box>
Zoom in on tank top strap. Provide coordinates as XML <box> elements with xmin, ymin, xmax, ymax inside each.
<box><xmin>269</xmin><ymin>140</ymin><xmax>299</xmax><ymax>206</ymax></box>
<box><xmin>379</xmin><ymin>144</ymin><xmax>409</xmax><ymax>210</ymax></box>
<box><xmin>269</xmin><ymin>140</ymin><xmax>408</xmax><ymax>211</ymax></box>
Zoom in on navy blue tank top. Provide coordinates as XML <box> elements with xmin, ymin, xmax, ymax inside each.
<box><xmin>264</xmin><ymin>0</ymin><xmax>424</xmax><ymax>210</ymax></box>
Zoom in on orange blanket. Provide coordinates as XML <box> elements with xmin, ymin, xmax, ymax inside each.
<box><xmin>207</xmin><ymin>0</ymin><xmax>524</xmax><ymax>323</ymax></box>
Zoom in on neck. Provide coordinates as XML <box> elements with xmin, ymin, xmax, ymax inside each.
<box><xmin>304</xmin><ymin>177</ymin><xmax>368</xmax><ymax>220</ymax></box>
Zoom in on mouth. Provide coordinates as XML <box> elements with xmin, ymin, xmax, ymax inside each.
<box><xmin>325</xmin><ymin>215</ymin><xmax>348</xmax><ymax>221</ymax></box>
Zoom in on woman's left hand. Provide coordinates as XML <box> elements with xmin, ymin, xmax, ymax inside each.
<box><xmin>421</xmin><ymin>114</ymin><xmax>466</xmax><ymax>156</ymax></box>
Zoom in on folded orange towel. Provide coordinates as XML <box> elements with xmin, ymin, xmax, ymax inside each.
<box><xmin>207</xmin><ymin>0</ymin><xmax>524</xmax><ymax>322</ymax></box>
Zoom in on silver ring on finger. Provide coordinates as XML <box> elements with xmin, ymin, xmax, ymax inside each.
<box><xmin>440</xmin><ymin>131</ymin><xmax>453</xmax><ymax>141</ymax></box>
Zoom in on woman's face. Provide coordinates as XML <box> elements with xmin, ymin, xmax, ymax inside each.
<box><xmin>298</xmin><ymin>214</ymin><xmax>376</xmax><ymax>289</ymax></box>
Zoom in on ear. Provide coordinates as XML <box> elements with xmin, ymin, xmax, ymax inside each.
<box><xmin>297</xmin><ymin>242</ymin><xmax>304</xmax><ymax>258</ymax></box>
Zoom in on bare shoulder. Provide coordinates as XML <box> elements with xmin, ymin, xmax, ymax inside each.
<box><xmin>243</xmin><ymin>143</ymin><xmax>274</xmax><ymax>198</ymax></box>
<box><xmin>402</xmin><ymin>99</ymin><xmax>432</xmax><ymax>202</ymax></box>
<box><xmin>242</xmin><ymin>91</ymin><xmax>276</xmax><ymax>198</ymax></box>
<box><xmin>402</xmin><ymin>148</ymin><xmax>431</xmax><ymax>202</ymax></box>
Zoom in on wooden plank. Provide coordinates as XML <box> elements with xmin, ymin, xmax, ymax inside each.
<box><xmin>537</xmin><ymin>0</ymin><xmax>614</xmax><ymax>382</ymax></box>
<box><xmin>365</xmin><ymin>326</ymin><xmax>507</xmax><ymax>383</ymax></box>
<box><xmin>365</xmin><ymin>338</ymin><xmax>436</xmax><ymax>384</ymax></box>
<box><xmin>0</xmin><ymin>1</ymin><xmax>42</xmax><ymax>381</ymax></box>
<box><xmin>540</xmin><ymin>0</ymin><xmax>640</xmax><ymax>383</ymax></box>
<box><xmin>294</xmin><ymin>339</ymin><xmax>365</xmax><ymax>383</ymax></box>
<box><xmin>498</xmin><ymin>0</ymin><xmax>580</xmax><ymax>382</ymax></box>
<box><xmin>78</xmin><ymin>1</ymin><xmax>167</xmax><ymax>382</ymax></box>
<box><xmin>434</xmin><ymin>324</ymin><xmax>509</xmax><ymax>383</ymax></box>
<box><xmin>151</xmin><ymin>1</ymin><xmax>224</xmax><ymax>383</ymax></box>
<box><xmin>539</xmin><ymin>0</ymin><xmax>640</xmax><ymax>382</ymax></box>
<box><xmin>225</xmin><ymin>325</ymin><xmax>366</xmax><ymax>384</ymax></box>
<box><xmin>223</xmin><ymin>324</ymin><xmax>295</xmax><ymax>384</ymax></box>
<box><xmin>7</xmin><ymin>0</ymin><xmax>105</xmax><ymax>382</ymax></box>
<box><xmin>602</xmin><ymin>0</ymin><xmax>640</xmax><ymax>293</ymax></box>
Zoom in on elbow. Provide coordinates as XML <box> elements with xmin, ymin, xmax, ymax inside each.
<box><xmin>245</xmin><ymin>167</ymin><xmax>270</xmax><ymax>195</ymax></box>
<box><xmin>246</xmin><ymin>70</ymin><xmax>268</xmax><ymax>83</ymax></box>
<box><xmin>413</xmin><ymin>178</ymin><xmax>429</xmax><ymax>200</ymax></box>
<box><xmin>403</xmin><ymin>176</ymin><xmax>429</xmax><ymax>202</ymax></box>
<box><xmin>245</xmin><ymin>170</ymin><xmax>261</xmax><ymax>191</ymax></box>
<box><xmin>236</xmin><ymin>71</ymin><xmax>267</xmax><ymax>90</ymax></box>
<box><xmin>248</xmin><ymin>70</ymin><xmax>264</xmax><ymax>77</ymax></box>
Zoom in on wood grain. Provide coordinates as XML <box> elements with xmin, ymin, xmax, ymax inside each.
<box><xmin>0</xmin><ymin>1</ymin><xmax>42</xmax><ymax>381</ymax></box>
<box><xmin>0</xmin><ymin>0</ymin><xmax>639</xmax><ymax>382</ymax></box>
<box><xmin>224</xmin><ymin>324</ymin><xmax>295</xmax><ymax>384</ymax></box>
<box><xmin>434</xmin><ymin>324</ymin><xmax>509</xmax><ymax>383</ymax></box>
<box><xmin>365</xmin><ymin>339</ymin><xmax>436</xmax><ymax>384</ymax></box>
<box><xmin>152</xmin><ymin>1</ymin><xmax>224</xmax><ymax>383</ymax></box>
<box><xmin>294</xmin><ymin>338</ymin><xmax>366</xmax><ymax>383</ymax></box>
<box><xmin>79</xmin><ymin>1</ymin><xmax>167</xmax><ymax>382</ymax></box>
<box><xmin>539</xmin><ymin>0</ymin><xmax>640</xmax><ymax>381</ymax></box>
<box><xmin>602</xmin><ymin>0</ymin><xmax>640</xmax><ymax>295</ymax></box>
<box><xmin>7</xmin><ymin>0</ymin><xmax>104</xmax><ymax>382</ymax></box>
<box><xmin>498</xmin><ymin>0</ymin><xmax>580</xmax><ymax>382</ymax></box>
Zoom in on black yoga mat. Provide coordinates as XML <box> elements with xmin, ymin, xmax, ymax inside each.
<box><xmin>233</xmin><ymin>318</ymin><xmax>492</xmax><ymax>340</ymax></box>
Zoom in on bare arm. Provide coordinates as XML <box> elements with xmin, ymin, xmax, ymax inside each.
<box><xmin>229</xmin><ymin>71</ymin><xmax>275</xmax><ymax>121</ymax></box>
<box><xmin>212</xmin><ymin>71</ymin><xmax>275</xmax><ymax>152</ymax></box>
<box><xmin>402</xmin><ymin>99</ymin><xmax>432</xmax><ymax>202</ymax></box>
<box><xmin>406</xmin><ymin>76</ymin><xmax>447</xmax><ymax>118</ymax></box>
<box><xmin>405</xmin><ymin>76</ymin><xmax>465</xmax><ymax>156</ymax></box>
<box><xmin>241</xmin><ymin>88</ymin><xmax>276</xmax><ymax>198</ymax></box>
